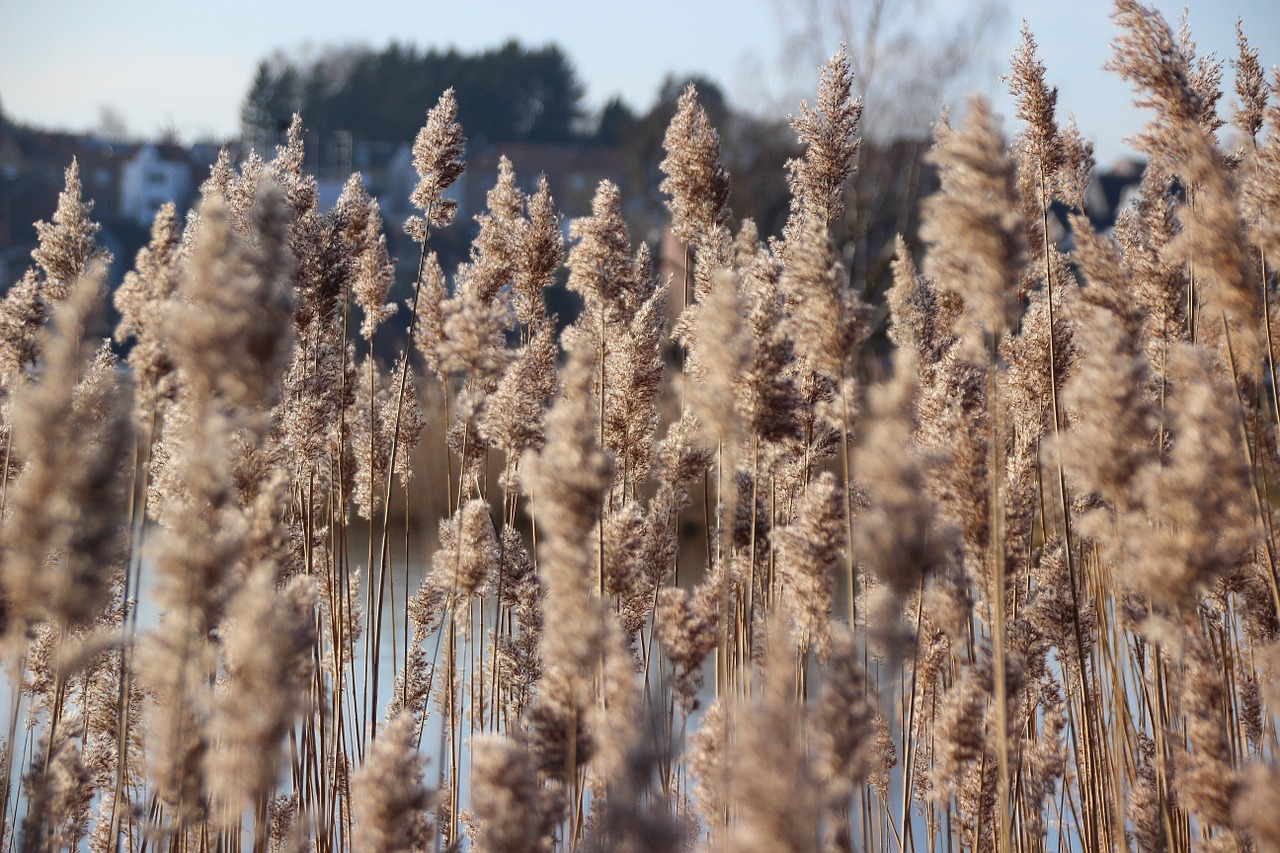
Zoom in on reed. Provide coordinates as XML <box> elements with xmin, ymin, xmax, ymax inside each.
<box><xmin>0</xmin><ymin>5</ymin><xmax>1277</xmax><ymax>851</ymax></box>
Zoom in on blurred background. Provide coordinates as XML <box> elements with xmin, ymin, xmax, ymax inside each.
<box><xmin>0</xmin><ymin>0</ymin><xmax>1275</xmax><ymax>342</ymax></box>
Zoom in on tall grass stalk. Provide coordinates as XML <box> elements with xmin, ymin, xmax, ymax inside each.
<box><xmin>0</xmin><ymin>8</ymin><xmax>1279</xmax><ymax>851</ymax></box>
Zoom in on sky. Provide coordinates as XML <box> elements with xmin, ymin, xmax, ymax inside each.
<box><xmin>1</xmin><ymin>0</ymin><xmax>1277</xmax><ymax>166</ymax></box>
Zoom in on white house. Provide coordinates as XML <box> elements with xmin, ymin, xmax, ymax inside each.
<box><xmin>120</xmin><ymin>144</ymin><xmax>192</xmax><ymax>226</ymax></box>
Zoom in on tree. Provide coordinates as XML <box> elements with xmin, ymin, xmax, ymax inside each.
<box><xmin>240</xmin><ymin>57</ymin><xmax>304</xmax><ymax>147</ymax></box>
<box><xmin>93</xmin><ymin>106</ymin><xmax>130</xmax><ymax>142</ymax></box>
<box><xmin>595</xmin><ymin>97</ymin><xmax>638</xmax><ymax>146</ymax></box>
<box><xmin>770</xmin><ymin>0</ymin><xmax>1008</xmax><ymax>307</ymax></box>
<box><xmin>773</xmin><ymin>0</ymin><xmax>1007</xmax><ymax>140</ymax></box>
<box><xmin>507</xmin><ymin>42</ymin><xmax>586</xmax><ymax>143</ymax></box>
<box><xmin>239</xmin><ymin>41</ymin><xmax>587</xmax><ymax>147</ymax></box>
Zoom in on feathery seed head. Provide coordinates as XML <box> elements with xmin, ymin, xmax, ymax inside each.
<box><xmin>352</xmin><ymin>713</ymin><xmax>435</xmax><ymax>853</ymax></box>
<box><xmin>514</xmin><ymin>176</ymin><xmax>564</xmax><ymax>327</ymax></box>
<box><xmin>781</xmin><ymin>213</ymin><xmax>868</xmax><ymax>382</ymax></box>
<box><xmin>430</xmin><ymin>498</ymin><xmax>499</xmax><ymax>618</ymax></box>
<box><xmin>567</xmin><ymin>181</ymin><xmax>635</xmax><ymax>318</ymax></box>
<box><xmin>773</xmin><ymin>471</ymin><xmax>844</xmax><ymax>658</ymax></box>
<box><xmin>659</xmin><ymin>84</ymin><xmax>732</xmax><ymax>245</ymax></box>
<box><xmin>1007</xmin><ymin>24</ymin><xmax>1065</xmax><ymax>181</ymax></box>
<box><xmin>785</xmin><ymin>46</ymin><xmax>862</xmax><ymax>228</ymax></box>
<box><xmin>32</xmin><ymin>159</ymin><xmax>111</xmax><ymax>304</ymax></box>
<box><xmin>921</xmin><ymin>95</ymin><xmax>1025</xmax><ymax>349</ymax></box>
<box><xmin>167</xmin><ymin>184</ymin><xmax>295</xmax><ymax>415</ymax></box>
<box><xmin>339</xmin><ymin>176</ymin><xmax>399</xmax><ymax>340</ymax></box>
<box><xmin>1232</xmin><ymin>20</ymin><xmax>1266</xmax><ymax>147</ymax></box>
<box><xmin>407</xmin><ymin>88</ymin><xmax>466</xmax><ymax>238</ymax></box>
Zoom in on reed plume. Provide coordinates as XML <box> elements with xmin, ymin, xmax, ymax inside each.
<box><xmin>659</xmin><ymin>84</ymin><xmax>731</xmax><ymax>248</ymax></box>
<box><xmin>921</xmin><ymin>95</ymin><xmax>1024</xmax><ymax>352</ymax></box>
<box><xmin>0</xmin><ymin>15</ymin><xmax>1276</xmax><ymax>851</ymax></box>
<box><xmin>784</xmin><ymin>46</ymin><xmax>862</xmax><ymax>234</ymax></box>
<box><xmin>407</xmin><ymin>88</ymin><xmax>466</xmax><ymax>238</ymax></box>
<box><xmin>0</xmin><ymin>268</ymin><xmax>129</xmax><ymax>647</ymax></box>
<box><xmin>469</xmin><ymin>734</ymin><xmax>560</xmax><ymax>853</ymax></box>
<box><xmin>31</xmin><ymin>159</ymin><xmax>111</xmax><ymax>305</ymax></box>
<box><xmin>351</xmin><ymin>713</ymin><xmax>435</xmax><ymax>853</ymax></box>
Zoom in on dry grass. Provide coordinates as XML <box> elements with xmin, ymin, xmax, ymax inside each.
<box><xmin>0</xmin><ymin>4</ymin><xmax>1278</xmax><ymax>851</ymax></box>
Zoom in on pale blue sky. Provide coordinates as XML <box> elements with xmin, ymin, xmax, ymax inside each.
<box><xmin>1</xmin><ymin>0</ymin><xmax>1276</xmax><ymax>164</ymax></box>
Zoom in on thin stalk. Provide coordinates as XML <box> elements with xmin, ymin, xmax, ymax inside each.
<box><xmin>1219</xmin><ymin>313</ymin><xmax>1280</xmax><ymax>619</ymax></box>
<box><xmin>0</xmin><ymin>655</ymin><xmax>25</xmax><ymax>850</ymax></box>
<box><xmin>987</xmin><ymin>334</ymin><xmax>1012</xmax><ymax>853</ymax></box>
<box><xmin>745</xmin><ymin>438</ymin><xmax>759</xmax><ymax>677</ymax></box>
<box><xmin>598</xmin><ymin>306</ymin><xmax>607</xmax><ymax>598</ymax></box>
<box><xmin>402</xmin><ymin>484</ymin><xmax>411</xmax><ymax>717</ymax></box>
<box><xmin>110</xmin><ymin>402</ymin><xmax>158</xmax><ymax>847</ymax></box>
<box><xmin>1040</xmin><ymin>172</ymin><xmax>1103</xmax><ymax>852</ymax></box>
<box><xmin>371</xmin><ymin>208</ymin><xmax>435</xmax><ymax>742</ymax></box>
<box><xmin>839</xmin><ymin>376</ymin><xmax>855</xmax><ymax>624</ymax></box>
<box><xmin>899</xmin><ymin>578</ymin><xmax>926</xmax><ymax>852</ymax></box>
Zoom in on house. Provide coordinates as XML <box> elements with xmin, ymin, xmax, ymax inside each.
<box><xmin>119</xmin><ymin>143</ymin><xmax>194</xmax><ymax>226</ymax></box>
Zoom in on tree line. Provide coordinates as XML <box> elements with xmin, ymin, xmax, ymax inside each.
<box><xmin>241</xmin><ymin>40</ymin><xmax>590</xmax><ymax>146</ymax></box>
<box><xmin>239</xmin><ymin>39</ymin><xmax>937</xmax><ymax>299</ymax></box>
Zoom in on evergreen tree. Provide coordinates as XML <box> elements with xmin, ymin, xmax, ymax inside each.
<box><xmin>240</xmin><ymin>41</ymin><xmax>586</xmax><ymax>146</ymax></box>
